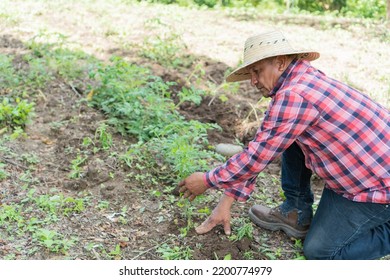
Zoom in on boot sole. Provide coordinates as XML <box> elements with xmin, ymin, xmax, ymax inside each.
<box><xmin>248</xmin><ymin>208</ymin><xmax>308</xmax><ymax>239</ymax></box>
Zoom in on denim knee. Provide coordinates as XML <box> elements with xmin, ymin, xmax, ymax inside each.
<box><xmin>303</xmin><ymin>236</ymin><xmax>331</xmax><ymax>260</ymax></box>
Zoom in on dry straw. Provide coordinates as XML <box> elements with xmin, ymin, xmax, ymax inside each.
<box><xmin>226</xmin><ymin>30</ymin><xmax>320</xmax><ymax>82</ymax></box>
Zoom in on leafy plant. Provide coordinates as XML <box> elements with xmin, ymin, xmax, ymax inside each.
<box><xmin>0</xmin><ymin>98</ymin><xmax>35</xmax><ymax>130</ymax></box>
<box><xmin>176</xmin><ymin>86</ymin><xmax>206</xmax><ymax>108</ymax></box>
<box><xmin>0</xmin><ymin>54</ymin><xmax>19</xmax><ymax>92</ymax></box>
<box><xmin>157</xmin><ymin>243</ymin><xmax>193</xmax><ymax>260</ymax></box>
<box><xmin>0</xmin><ymin>162</ymin><xmax>9</xmax><ymax>180</ymax></box>
<box><xmin>140</xmin><ymin>22</ymin><xmax>190</xmax><ymax>68</ymax></box>
<box><xmin>229</xmin><ymin>218</ymin><xmax>254</xmax><ymax>241</ymax></box>
<box><xmin>95</xmin><ymin>123</ymin><xmax>113</xmax><ymax>150</ymax></box>
<box><xmin>69</xmin><ymin>154</ymin><xmax>88</xmax><ymax>179</ymax></box>
<box><xmin>33</xmin><ymin>228</ymin><xmax>76</xmax><ymax>253</ymax></box>
<box><xmin>97</xmin><ymin>200</ymin><xmax>110</xmax><ymax>210</ymax></box>
<box><xmin>32</xmin><ymin>191</ymin><xmax>85</xmax><ymax>217</ymax></box>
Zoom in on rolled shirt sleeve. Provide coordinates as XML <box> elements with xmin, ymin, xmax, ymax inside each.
<box><xmin>204</xmin><ymin>90</ymin><xmax>320</xmax><ymax>201</ymax></box>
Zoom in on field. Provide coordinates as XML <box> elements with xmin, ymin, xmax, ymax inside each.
<box><xmin>0</xmin><ymin>0</ymin><xmax>389</xmax><ymax>260</ymax></box>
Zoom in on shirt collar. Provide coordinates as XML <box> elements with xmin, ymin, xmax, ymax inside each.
<box><xmin>269</xmin><ymin>57</ymin><xmax>300</xmax><ymax>97</ymax></box>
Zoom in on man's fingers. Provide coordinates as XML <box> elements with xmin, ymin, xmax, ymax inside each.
<box><xmin>189</xmin><ymin>194</ymin><xmax>196</xmax><ymax>201</ymax></box>
<box><xmin>195</xmin><ymin>217</ymin><xmax>217</xmax><ymax>235</ymax></box>
<box><xmin>223</xmin><ymin>221</ymin><xmax>231</xmax><ymax>236</ymax></box>
<box><xmin>182</xmin><ymin>190</ymin><xmax>193</xmax><ymax>199</ymax></box>
<box><xmin>178</xmin><ymin>180</ymin><xmax>185</xmax><ymax>187</ymax></box>
<box><xmin>179</xmin><ymin>186</ymin><xmax>186</xmax><ymax>194</ymax></box>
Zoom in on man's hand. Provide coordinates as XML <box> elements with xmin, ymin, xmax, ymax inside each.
<box><xmin>196</xmin><ymin>194</ymin><xmax>234</xmax><ymax>235</ymax></box>
<box><xmin>178</xmin><ymin>172</ymin><xmax>208</xmax><ymax>201</ymax></box>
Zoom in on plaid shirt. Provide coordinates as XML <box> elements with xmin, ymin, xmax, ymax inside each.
<box><xmin>204</xmin><ymin>59</ymin><xmax>390</xmax><ymax>203</ymax></box>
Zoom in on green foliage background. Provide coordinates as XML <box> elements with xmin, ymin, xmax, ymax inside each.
<box><xmin>136</xmin><ymin>0</ymin><xmax>388</xmax><ymax>19</ymax></box>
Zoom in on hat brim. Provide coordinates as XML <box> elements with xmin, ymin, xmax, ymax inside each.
<box><xmin>226</xmin><ymin>51</ymin><xmax>320</xmax><ymax>83</ymax></box>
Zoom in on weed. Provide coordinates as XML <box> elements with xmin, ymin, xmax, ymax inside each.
<box><xmin>69</xmin><ymin>154</ymin><xmax>88</xmax><ymax>179</ymax></box>
<box><xmin>22</xmin><ymin>54</ymin><xmax>54</xmax><ymax>89</ymax></box>
<box><xmin>175</xmin><ymin>86</ymin><xmax>206</xmax><ymax>108</ymax></box>
<box><xmin>243</xmin><ymin>250</ymin><xmax>254</xmax><ymax>260</ymax></box>
<box><xmin>82</xmin><ymin>136</ymin><xmax>94</xmax><ymax>148</ymax></box>
<box><xmin>50</xmin><ymin>120</ymin><xmax>68</xmax><ymax>130</ymax></box>
<box><xmin>229</xmin><ymin>217</ymin><xmax>254</xmax><ymax>241</ymax></box>
<box><xmin>292</xmin><ymin>239</ymin><xmax>306</xmax><ymax>260</ymax></box>
<box><xmin>197</xmin><ymin>206</ymin><xmax>211</xmax><ymax>215</ymax></box>
<box><xmin>18</xmin><ymin>170</ymin><xmax>39</xmax><ymax>186</ymax></box>
<box><xmin>0</xmin><ymin>98</ymin><xmax>35</xmax><ymax>130</ymax></box>
<box><xmin>206</xmin><ymin>78</ymin><xmax>240</xmax><ymax>105</ymax></box>
<box><xmin>157</xmin><ymin>243</ymin><xmax>193</xmax><ymax>260</ymax></box>
<box><xmin>3</xmin><ymin>253</ymin><xmax>16</xmax><ymax>260</ymax></box>
<box><xmin>0</xmin><ymin>54</ymin><xmax>19</xmax><ymax>92</ymax></box>
<box><xmin>140</xmin><ymin>23</ymin><xmax>190</xmax><ymax>68</ymax></box>
<box><xmin>33</xmin><ymin>192</ymin><xmax>85</xmax><ymax>217</ymax></box>
<box><xmin>0</xmin><ymin>204</ymin><xmax>24</xmax><ymax>229</ymax></box>
<box><xmin>33</xmin><ymin>228</ymin><xmax>76</xmax><ymax>253</ymax></box>
<box><xmin>109</xmin><ymin>244</ymin><xmax>122</xmax><ymax>259</ymax></box>
<box><xmin>224</xmin><ymin>253</ymin><xmax>232</xmax><ymax>260</ymax></box>
<box><xmin>21</xmin><ymin>153</ymin><xmax>40</xmax><ymax>165</ymax></box>
<box><xmin>0</xmin><ymin>162</ymin><xmax>9</xmax><ymax>180</ymax></box>
<box><xmin>97</xmin><ymin>200</ymin><xmax>110</xmax><ymax>210</ymax></box>
<box><xmin>10</xmin><ymin>126</ymin><xmax>27</xmax><ymax>139</ymax></box>
<box><xmin>95</xmin><ymin>123</ymin><xmax>113</xmax><ymax>150</ymax></box>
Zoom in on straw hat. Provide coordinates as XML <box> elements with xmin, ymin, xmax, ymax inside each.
<box><xmin>226</xmin><ymin>30</ymin><xmax>320</xmax><ymax>82</ymax></box>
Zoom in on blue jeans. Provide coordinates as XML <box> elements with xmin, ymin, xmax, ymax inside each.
<box><xmin>280</xmin><ymin>142</ymin><xmax>313</xmax><ymax>226</ymax></box>
<box><xmin>281</xmin><ymin>142</ymin><xmax>390</xmax><ymax>259</ymax></box>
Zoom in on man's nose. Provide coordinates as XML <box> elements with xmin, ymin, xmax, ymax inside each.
<box><xmin>250</xmin><ymin>73</ymin><xmax>258</xmax><ymax>87</ymax></box>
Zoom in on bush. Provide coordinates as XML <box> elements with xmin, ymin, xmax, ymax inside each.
<box><xmin>342</xmin><ymin>0</ymin><xmax>386</xmax><ymax>18</ymax></box>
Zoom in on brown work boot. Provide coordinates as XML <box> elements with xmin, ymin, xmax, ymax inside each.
<box><xmin>249</xmin><ymin>204</ymin><xmax>309</xmax><ymax>239</ymax></box>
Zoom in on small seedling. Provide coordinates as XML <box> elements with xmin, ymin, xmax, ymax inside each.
<box><xmin>95</xmin><ymin>123</ymin><xmax>113</xmax><ymax>150</ymax></box>
<box><xmin>69</xmin><ymin>154</ymin><xmax>87</xmax><ymax>179</ymax></box>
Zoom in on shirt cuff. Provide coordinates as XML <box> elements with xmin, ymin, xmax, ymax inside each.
<box><xmin>203</xmin><ymin>171</ymin><xmax>216</xmax><ymax>189</ymax></box>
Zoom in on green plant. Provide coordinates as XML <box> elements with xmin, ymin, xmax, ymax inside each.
<box><xmin>194</xmin><ymin>0</ymin><xmax>218</xmax><ymax>8</ymax></box>
<box><xmin>0</xmin><ymin>162</ymin><xmax>9</xmax><ymax>180</ymax></box>
<box><xmin>157</xmin><ymin>243</ymin><xmax>193</xmax><ymax>260</ymax></box>
<box><xmin>0</xmin><ymin>98</ymin><xmax>35</xmax><ymax>130</ymax></box>
<box><xmin>21</xmin><ymin>153</ymin><xmax>40</xmax><ymax>165</ymax></box>
<box><xmin>22</xmin><ymin>54</ymin><xmax>54</xmax><ymax>89</ymax></box>
<box><xmin>10</xmin><ymin>126</ymin><xmax>27</xmax><ymax>139</ymax></box>
<box><xmin>0</xmin><ymin>54</ymin><xmax>19</xmax><ymax>92</ymax></box>
<box><xmin>0</xmin><ymin>204</ymin><xmax>24</xmax><ymax>228</ymax></box>
<box><xmin>97</xmin><ymin>200</ymin><xmax>110</xmax><ymax>210</ymax></box>
<box><xmin>175</xmin><ymin>86</ymin><xmax>206</xmax><ymax>108</ymax></box>
<box><xmin>342</xmin><ymin>0</ymin><xmax>386</xmax><ymax>18</ymax></box>
<box><xmin>33</xmin><ymin>228</ymin><xmax>76</xmax><ymax>253</ymax></box>
<box><xmin>224</xmin><ymin>253</ymin><xmax>232</xmax><ymax>260</ymax></box>
<box><xmin>293</xmin><ymin>239</ymin><xmax>306</xmax><ymax>259</ymax></box>
<box><xmin>95</xmin><ymin>123</ymin><xmax>113</xmax><ymax>150</ymax></box>
<box><xmin>33</xmin><ymin>192</ymin><xmax>85</xmax><ymax>217</ymax></box>
<box><xmin>140</xmin><ymin>28</ymin><xmax>189</xmax><ymax>68</ymax></box>
<box><xmin>69</xmin><ymin>154</ymin><xmax>87</xmax><ymax>179</ymax></box>
<box><xmin>89</xmin><ymin>58</ymin><xmax>179</xmax><ymax>140</ymax></box>
<box><xmin>109</xmin><ymin>244</ymin><xmax>122</xmax><ymax>259</ymax></box>
<box><xmin>82</xmin><ymin>136</ymin><xmax>94</xmax><ymax>148</ymax></box>
<box><xmin>229</xmin><ymin>218</ymin><xmax>254</xmax><ymax>241</ymax></box>
<box><xmin>243</xmin><ymin>250</ymin><xmax>254</xmax><ymax>260</ymax></box>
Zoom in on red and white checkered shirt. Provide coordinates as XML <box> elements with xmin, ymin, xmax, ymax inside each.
<box><xmin>204</xmin><ymin>59</ymin><xmax>390</xmax><ymax>203</ymax></box>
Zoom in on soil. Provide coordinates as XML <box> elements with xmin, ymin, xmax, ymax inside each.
<box><xmin>0</xmin><ymin>1</ymin><xmax>388</xmax><ymax>260</ymax></box>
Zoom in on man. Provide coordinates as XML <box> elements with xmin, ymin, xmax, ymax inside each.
<box><xmin>178</xmin><ymin>30</ymin><xmax>390</xmax><ymax>259</ymax></box>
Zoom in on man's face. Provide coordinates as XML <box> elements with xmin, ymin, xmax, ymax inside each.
<box><xmin>247</xmin><ymin>57</ymin><xmax>283</xmax><ymax>97</ymax></box>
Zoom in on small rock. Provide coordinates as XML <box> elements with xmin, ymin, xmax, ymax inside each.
<box><xmin>215</xmin><ymin>143</ymin><xmax>243</xmax><ymax>157</ymax></box>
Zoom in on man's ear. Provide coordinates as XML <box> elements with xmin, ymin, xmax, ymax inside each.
<box><xmin>275</xmin><ymin>55</ymin><xmax>288</xmax><ymax>72</ymax></box>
